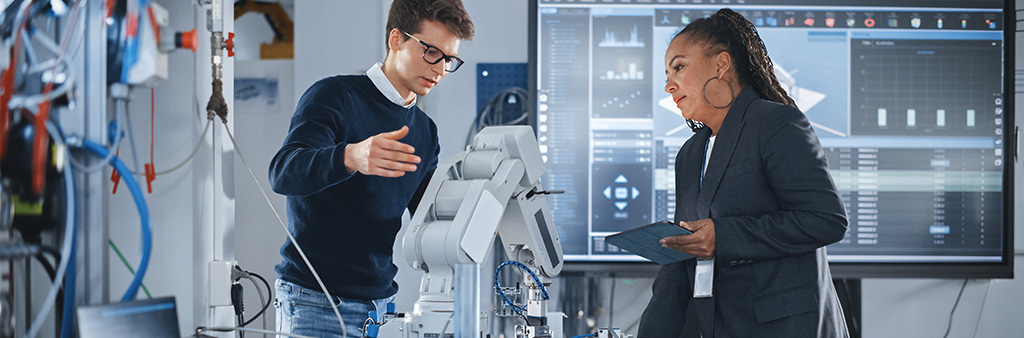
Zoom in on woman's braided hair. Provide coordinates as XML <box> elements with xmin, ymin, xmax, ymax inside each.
<box><xmin>676</xmin><ymin>8</ymin><xmax>795</xmax><ymax>107</ymax></box>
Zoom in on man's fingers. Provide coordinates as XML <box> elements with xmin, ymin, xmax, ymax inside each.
<box><xmin>373</xmin><ymin>137</ymin><xmax>417</xmax><ymax>156</ymax></box>
<box><xmin>368</xmin><ymin>166</ymin><xmax>407</xmax><ymax>178</ymax></box>
<box><xmin>380</xmin><ymin>126</ymin><xmax>410</xmax><ymax>140</ymax></box>
<box><xmin>378</xmin><ymin>158</ymin><xmax>418</xmax><ymax>173</ymax></box>
<box><xmin>374</xmin><ymin>170</ymin><xmax>406</xmax><ymax>178</ymax></box>
<box><xmin>370</xmin><ymin>147</ymin><xmax>421</xmax><ymax>166</ymax></box>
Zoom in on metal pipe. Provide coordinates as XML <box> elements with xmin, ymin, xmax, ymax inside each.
<box><xmin>454</xmin><ymin>263</ymin><xmax>480</xmax><ymax>338</ymax></box>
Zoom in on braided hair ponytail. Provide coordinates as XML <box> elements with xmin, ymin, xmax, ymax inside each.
<box><xmin>676</xmin><ymin>8</ymin><xmax>795</xmax><ymax>107</ymax></box>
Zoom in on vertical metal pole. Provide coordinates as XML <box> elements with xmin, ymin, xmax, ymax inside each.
<box><xmin>81</xmin><ymin>0</ymin><xmax>109</xmax><ymax>305</ymax></box>
<box><xmin>454</xmin><ymin>263</ymin><xmax>481</xmax><ymax>338</ymax></box>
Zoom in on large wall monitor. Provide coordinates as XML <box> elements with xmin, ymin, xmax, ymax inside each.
<box><xmin>530</xmin><ymin>0</ymin><xmax>1013</xmax><ymax>277</ymax></box>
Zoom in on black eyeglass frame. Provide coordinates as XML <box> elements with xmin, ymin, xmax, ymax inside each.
<box><xmin>401</xmin><ymin>31</ymin><xmax>464</xmax><ymax>73</ymax></box>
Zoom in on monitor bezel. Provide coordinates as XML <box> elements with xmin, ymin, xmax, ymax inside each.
<box><xmin>528</xmin><ymin>0</ymin><xmax>1015</xmax><ymax>279</ymax></box>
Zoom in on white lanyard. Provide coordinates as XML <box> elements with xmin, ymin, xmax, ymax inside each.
<box><xmin>695</xmin><ymin>135</ymin><xmax>716</xmax><ymax>298</ymax></box>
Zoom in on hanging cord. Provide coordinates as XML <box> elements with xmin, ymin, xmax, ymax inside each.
<box><xmin>608</xmin><ymin>274</ymin><xmax>615</xmax><ymax>329</ymax></box>
<box><xmin>129</xmin><ymin>118</ymin><xmax>211</xmax><ymax>176</ymax></box>
<box><xmin>25</xmin><ymin>119</ymin><xmax>76</xmax><ymax>338</ymax></box>
<box><xmin>971</xmin><ymin>279</ymin><xmax>993</xmax><ymax>338</ymax></box>
<box><xmin>942</xmin><ymin>279</ymin><xmax>969</xmax><ymax>338</ymax></box>
<box><xmin>126</xmin><ymin>65</ymin><xmax>216</xmax><ymax>178</ymax></box>
<box><xmin>220</xmin><ymin>122</ymin><xmax>347</xmax><ymax>337</ymax></box>
<box><xmin>234</xmin><ymin>268</ymin><xmax>272</xmax><ymax>327</ymax></box>
<box><xmin>30</xmin><ymin>0</ymin><xmax>85</xmax><ymax>195</ymax></box>
<box><xmin>121</xmin><ymin>98</ymin><xmax>142</xmax><ymax>172</ymax></box>
<box><xmin>241</xmin><ymin>273</ymin><xmax>269</xmax><ymax>331</ymax></box>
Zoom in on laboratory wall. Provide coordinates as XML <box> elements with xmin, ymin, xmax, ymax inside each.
<box><xmin>103</xmin><ymin>0</ymin><xmax>237</xmax><ymax>334</ymax></box>
<box><xmin>222</xmin><ymin>0</ymin><xmax>1024</xmax><ymax>337</ymax></box>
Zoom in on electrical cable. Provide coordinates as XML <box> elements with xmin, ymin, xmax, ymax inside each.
<box><xmin>33</xmin><ymin>253</ymin><xmax>57</xmax><ymax>281</ymax></box>
<box><xmin>220</xmin><ymin>122</ymin><xmax>347</xmax><ymax>337</ymax></box>
<box><xmin>66</xmin><ymin>94</ymin><xmax>126</xmax><ymax>173</ymax></box>
<box><xmin>121</xmin><ymin>99</ymin><xmax>143</xmax><ymax>172</ymax></box>
<box><xmin>25</xmin><ymin>118</ymin><xmax>75</xmax><ymax>338</ymax></box>
<box><xmin>242</xmin><ymin>274</ymin><xmax>268</xmax><ymax>331</ymax></box>
<box><xmin>18</xmin><ymin>0</ymin><xmax>89</xmax><ymax>112</ymax></box>
<box><xmin>971</xmin><ymin>279</ymin><xmax>994</xmax><ymax>338</ymax></box>
<box><xmin>80</xmin><ymin>138</ymin><xmax>151</xmax><ymax>302</ymax></box>
<box><xmin>240</xmin><ymin>272</ymin><xmax>271</xmax><ymax>327</ymax></box>
<box><xmin>148</xmin><ymin>88</ymin><xmax>154</xmax><ymax>182</ymax></box>
<box><xmin>236</xmin><ymin>314</ymin><xmax>245</xmax><ymax>338</ymax></box>
<box><xmin>108</xmin><ymin>239</ymin><xmax>152</xmax><ymax>298</ymax></box>
<box><xmin>440</xmin><ymin>313</ymin><xmax>454</xmax><ymax>334</ymax></box>
<box><xmin>58</xmin><ymin>186</ymin><xmax>77</xmax><ymax>338</ymax></box>
<box><xmin>25</xmin><ymin>257</ymin><xmax>32</xmax><ymax>331</ymax></box>
<box><xmin>42</xmin><ymin>115</ymin><xmax>76</xmax><ymax>338</ymax></box>
<box><xmin>608</xmin><ymin>274</ymin><xmax>615</xmax><ymax>329</ymax></box>
<box><xmin>29</xmin><ymin>23</ymin><xmax>61</xmax><ymax>54</ymax></box>
<box><xmin>21</xmin><ymin>29</ymin><xmax>37</xmax><ymax>68</ymax></box>
<box><xmin>494</xmin><ymin>260</ymin><xmax>549</xmax><ymax>313</ymax></box>
<box><xmin>129</xmin><ymin>118</ymin><xmax>211</xmax><ymax>177</ymax></box>
<box><xmin>568</xmin><ymin>334</ymin><xmax>598</xmax><ymax>338</ymax></box>
<box><xmin>192</xmin><ymin>326</ymin><xmax>314</xmax><ymax>338</ymax></box>
<box><xmin>942</xmin><ymin>279</ymin><xmax>969</xmax><ymax>338</ymax></box>
<box><xmin>465</xmin><ymin>87</ymin><xmax>529</xmax><ymax>146</ymax></box>
<box><xmin>841</xmin><ymin>279</ymin><xmax>860</xmax><ymax>335</ymax></box>
<box><xmin>30</xmin><ymin>0</ymin><xmax>84</xmax><ymax>195</ymax></box>
<box><xmin>29</xmin><ymin>251</ymin><xmax>64</xmax><ymax>337</ymax></box>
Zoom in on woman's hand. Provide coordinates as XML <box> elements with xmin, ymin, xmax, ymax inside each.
<box><xmin>660</xmin><ymin>219</ymin><xmax>716</xmax><ymax>259</ymax></box>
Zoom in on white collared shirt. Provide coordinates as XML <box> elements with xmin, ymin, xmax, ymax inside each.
<box><xmin>367</xmin><ymin>62</ymin><xmax>416</xmax><ymax>108</ymax></box>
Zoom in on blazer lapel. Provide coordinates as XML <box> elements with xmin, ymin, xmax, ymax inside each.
<box><xmin>695</xmin><ymin>87</ymin><xmax>758</xmax><ymax>219</ymax></box>
<box><xmin>676</xmin><ymin>129</ymin><xmax>710</xmax><ymax>222</ymax></box>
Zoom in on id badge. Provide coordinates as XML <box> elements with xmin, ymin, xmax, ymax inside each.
<box><xmin>693</xmin><ymin>258</ymin><xmax>714</xmax><ymax>298</ymax></box>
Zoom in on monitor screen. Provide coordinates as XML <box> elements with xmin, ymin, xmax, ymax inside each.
<box><xmin>530</xmin><ymin>0</ymin><xmax>1013</xmax><ymax>277</ymax></box>
<box><xmin>77</xmin><ymin>297</ymin><xmax>181</xmax><ymax>338</ymax></box>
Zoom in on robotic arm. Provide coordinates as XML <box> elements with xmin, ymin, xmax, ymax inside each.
<box><xmin>373</xmin><ymin>126</ymin><xmax>564</xmax><ymax>338</ymax></box>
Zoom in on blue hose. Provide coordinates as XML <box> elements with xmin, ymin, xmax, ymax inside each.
<box><xmin>59</xmin><ymin>160</ymin><xmax>77</xmax><ymax>338</ymax></box>
<box><xmin>82</xmin><ymin>139</ymin><xmax>151</xmax><ymax>301</ymax></box>
<box><xmin>26</xmin><ymin>120</ymin><xmax>78</xmax><ymax>338</ymax></box>
<box><xmin>58</xmin><ymin>231</ymin><xmax>76</xmax><ymax>338</ymax></box>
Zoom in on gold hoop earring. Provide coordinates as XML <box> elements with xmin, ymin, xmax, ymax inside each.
<box><xmin>703</xmin><ymin>76</ymin><xmax>735</xmax><ymax>109</ymax></box>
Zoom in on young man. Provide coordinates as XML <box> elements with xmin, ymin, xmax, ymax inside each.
<box><xmin>268</xmin><ymin>1</ymin><xmax>473</xmax><ymax>337</ymax></box>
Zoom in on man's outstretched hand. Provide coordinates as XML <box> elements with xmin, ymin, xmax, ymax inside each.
<box><xmin>344</xmin><ymin>126</ymin><xmax>421</xmax><ymax>177</ymax></box>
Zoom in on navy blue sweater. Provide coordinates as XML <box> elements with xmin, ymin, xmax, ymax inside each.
<box><xmin>268</xmin><ymin>75</ymin><xmax>439</xmax><ymax>300</ymax></box>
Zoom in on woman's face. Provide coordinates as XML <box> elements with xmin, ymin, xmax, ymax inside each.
<box><xmin>663</xmin><ymin>35</ymin><xmax>721</xmax><ymax>123</ymax></box>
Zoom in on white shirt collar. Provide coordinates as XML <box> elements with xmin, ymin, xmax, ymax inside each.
<box><xmin>367</xmin><ymin>62</ymin><xmax>415</xmax><ymax>108</ymax></box>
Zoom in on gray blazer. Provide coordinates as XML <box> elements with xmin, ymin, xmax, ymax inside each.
<box><xmin>638</xmin><ymin>87</ymin><xmax>850</xmax><ymax>338</ymax></box>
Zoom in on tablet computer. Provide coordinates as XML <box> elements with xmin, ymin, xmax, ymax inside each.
<box><xmin>605</xmin><ymin>220</ymin><xmax>695</xmax><ymax>264</ymax></box>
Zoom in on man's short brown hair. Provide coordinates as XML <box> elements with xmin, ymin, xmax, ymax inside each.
<box><xmin>386</xmin><ymin>0</ymin><xmax>474</xmax><ymax>51</ymax></box>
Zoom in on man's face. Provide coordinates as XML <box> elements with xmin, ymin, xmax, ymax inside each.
<box><xmin>387</xmin><ymin>19</ymin><xmax>462</xmax><ymax>98</ymax></box>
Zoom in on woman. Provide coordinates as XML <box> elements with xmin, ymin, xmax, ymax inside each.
<box><xmin>637</xmin><ymin>8</ymin><xmax>849</xmax><ymax>338</ymax></box>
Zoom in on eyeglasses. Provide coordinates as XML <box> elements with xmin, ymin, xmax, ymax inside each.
<box><xmin>402</xmin><ymin>31</ymin><xmax>464</xmax><ymax>73</ymax></box>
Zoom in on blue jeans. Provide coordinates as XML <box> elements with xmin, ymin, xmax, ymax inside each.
<box><xmin>275</xmin><ymin>279</ymin><xmax>393</xmax><ymax>338</ymax></box>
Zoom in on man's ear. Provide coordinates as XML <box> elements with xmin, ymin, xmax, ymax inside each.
<box><xmin>387</xmin><ymin>28</ymin><xmax>403</xmax><ymax>52</ymax></box>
